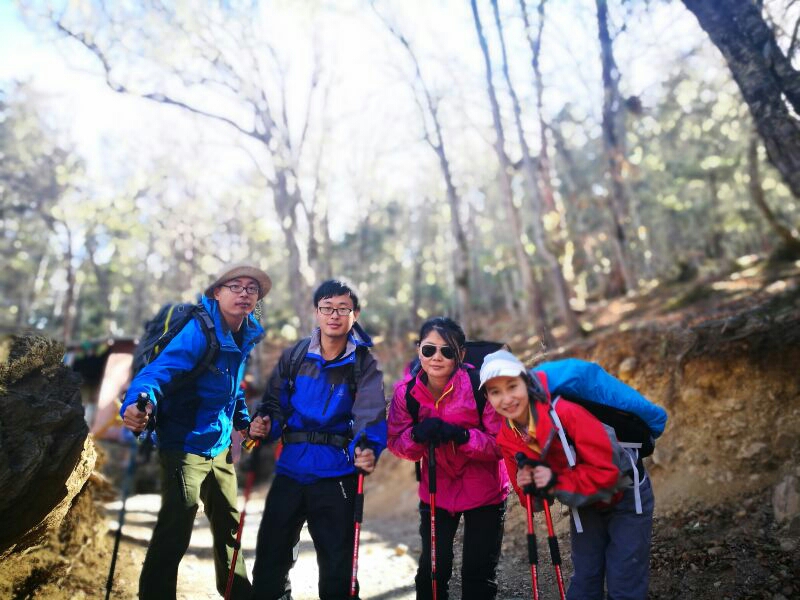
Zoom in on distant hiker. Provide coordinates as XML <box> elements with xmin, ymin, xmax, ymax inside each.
<box><xmin>120</xmin><ymin>263</ymin><xmax>271</xmax><ymax>599</ymax></box>
<box><xmin>480</xmin><ymin>350</ymin><xmax>665</xmax><ymax>600</ymax></box>
<box><xmin>248</xmin><ymin>279</ymin><xmax>387</xmax><ymax>600</ymax></box>
<box><xmin>387</xmin><ymin>317</ymin><xmax>511</xmax><ymax>600</ymax></box>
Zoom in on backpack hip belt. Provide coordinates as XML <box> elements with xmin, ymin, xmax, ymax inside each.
<box><xmin>282</xmin><ymin>431</ymin><xmax>351</xmax><ymax>449</ymax></box>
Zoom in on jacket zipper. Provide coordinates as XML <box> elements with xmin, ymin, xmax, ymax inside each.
<box><xmin>322</xmin><ymin>384</ymin><xmax>335</xmax><ymax>415</ymax></box>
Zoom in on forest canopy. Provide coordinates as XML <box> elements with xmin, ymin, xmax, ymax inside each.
<box><xmin>2</xmin><ymin>0</ymin><xmax>798</xmax><ymax>347</ymax></box>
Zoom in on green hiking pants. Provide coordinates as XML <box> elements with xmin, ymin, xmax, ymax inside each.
<box><xmin>138</xmin><ymin>447</ymin><xmax>250</xmax><ymax>599</ymax></box>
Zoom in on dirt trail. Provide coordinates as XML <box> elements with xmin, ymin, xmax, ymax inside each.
<box><xmin>105</xmin><ymin>456</ymin><xmax>422</xmax><ymax>600</ymax></box>
<box><xmin>105</xmin><ymin>452</ymin><xmax>575</xmax><ymax>600</ymax></box>
<box><xmin>106</xmin><ymin>495</ymin><xmax>419</xmax><ymax>600</ymax></box>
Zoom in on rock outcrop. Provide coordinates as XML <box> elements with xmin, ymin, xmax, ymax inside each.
<box><xmin>0</xmin><ymin>335</ymin><xmax>95</xmax><ymax>558</ymax></box>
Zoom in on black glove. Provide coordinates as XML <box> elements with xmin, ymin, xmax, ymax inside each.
<box><xmin>515</xmin><ymin>452</ymin><xmax>557</xmax><ymax>498</ymax></box>
<box><xmin>411</xmin><ymin>418</ymin><xmax>444</xmax><ymax>443</ymax></box>
<box><xmin>533</xmin><ymin>469</ymin><xmax>557</xmax><ymax>498</ymax></box>
<box><xmin>439</xmin><ymin>422</ymin><xmax>470</xmax><ymax>445</ymax></box>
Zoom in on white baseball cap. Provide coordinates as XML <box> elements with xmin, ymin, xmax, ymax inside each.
<box><xmin>478</xmin><ymin>349</ymin><xmax>527</xmax><ymax>388</ymax></box>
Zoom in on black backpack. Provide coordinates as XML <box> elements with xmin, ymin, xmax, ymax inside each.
<box><xmin>554</xmin><ymin>395</ymin><xmax>655</xmax><ymax>458</ymax></box>
<box><xmin>405</xmin><ymin>340</ymin><xmax>508</xmax><ymax>479</ymax></box>
<box><xmin>131</xmin><ymin>302</ymin><xmax>220</xmax><ymax>390</ymax></box>
<box><xmin>283</xmin><ymin>337</ymin><xmax>365</xmax><ymax>399</ymax></box>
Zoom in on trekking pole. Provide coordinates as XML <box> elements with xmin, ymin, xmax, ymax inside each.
<box><xmin>224</xmin><ymin>439</ymin><xmax>261</xmax><ymax>600</ymax></box>
<box><xmin>541</xmin><ymin>497</ymin><xmax>566</xmax><ymax>600</ymax></box>
<box><xmin>428</xmin><ymin>441</ymin><xmax>438</xmax><ymax>600</ymax></box>
<box><xmin>350</xmin><ymin>433</ymin><xmax>368</xmax><ymax>598</ymax></box>
<box><xmin>516</xmin><ymin>453</ymin><xmax>566</xmax><ymax>600</ymax></box>
<box><xmin>516</xmin><ymin>453</ymin><xmax>540</xmax><ymax>600</ymax></box>
<box><xmin>105</xmin><ymin>393</ymin><xmax>149</xmax><ymax>600</ymax></box>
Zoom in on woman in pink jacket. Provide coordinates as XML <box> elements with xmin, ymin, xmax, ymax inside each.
<box><xmin>388</xmin><ymin>317</ymin><xmax>510</xmax><ymax>600</ymax></box>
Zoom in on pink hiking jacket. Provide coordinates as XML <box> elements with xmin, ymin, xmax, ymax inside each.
<box><xmin>387</xmin><ymin>367</ymin><xmax>510</xmax><ymax>513</ymax></box>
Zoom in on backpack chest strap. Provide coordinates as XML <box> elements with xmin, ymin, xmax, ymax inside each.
<box><xmin>281</xmin><ymin>431</ymin><xmax>351</xmax><ymax>449</ymax></box>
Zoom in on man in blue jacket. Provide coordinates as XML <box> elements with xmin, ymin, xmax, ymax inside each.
<box><xmin>120</xmin><ymin>263</ymin><xmax>270</xmax><ymax>599</ymax></box>
<box><xmin>248</xmin><ymin>279</ymin><xmax>387</xmax><ymax>600</ymax></box>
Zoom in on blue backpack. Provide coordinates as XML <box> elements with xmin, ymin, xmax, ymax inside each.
<box><xmin>536</xmin><ymin>358</ymin><xmax>667</xmax><ymax>457</ymax></box>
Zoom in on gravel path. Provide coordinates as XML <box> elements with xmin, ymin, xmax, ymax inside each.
<box><xmin>106</xmin><ymin>485</ymin><xmax>420</xmax><ymax>600</ymax></box>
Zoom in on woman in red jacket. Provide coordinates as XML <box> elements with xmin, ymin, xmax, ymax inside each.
<box><xmin>388</xmin><ymin>317</ymin><xmax>510</xmax><ymax>600</ymax></box>
<box><xmin>479</xmin><ymin>349</ymin><xmax>654</xmax><ymax>600</ymax></box>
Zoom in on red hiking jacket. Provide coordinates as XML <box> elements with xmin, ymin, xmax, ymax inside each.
<box><xmin>498</xmin><ymin>371</ymin><xmax>621</xmax><ymax>508</ymax></box>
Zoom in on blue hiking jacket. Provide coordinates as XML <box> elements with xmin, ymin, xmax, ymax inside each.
<box><xmin>121</xmin><ymin>295</ymin><xmax>265</xmax><ymax>457</ymax></box>
<box><xmin>535</xmin><ymin>358</ymin><xmax>668</xmax><ymax>437</ymax></box>
<box><xmin>257</xmin><ymin>326</ymin><xmax>388</xmax><ymax>484</ymax></box>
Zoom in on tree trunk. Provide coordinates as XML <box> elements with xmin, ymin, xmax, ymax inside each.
<box><xmin>682</xmin><ymin>0</ymin><xmax>800</xmax><ymax>200</ymax></box>
<box><xmin>467</xmin><ymin>200</ymin><xmax>492</xmax><ymax>313</ymax></box>
<box><xmin>376</xmin><ymin>12</ymin><xmax>472</xmax><ymax>324</ymax></box>
<box><xmin>706</xmin><ymin>171</ymin><xmax>724</xmax><ymax>259</ymax></box>
<box><xmin>85</xmin><ymin>230</ymin><xmax>112</xmax><ymax>317</ymax></box>
<box><xmin>60</xmin><ymin>224</ymin><xmax>76</xmax><ymax>344</ymax></box>
<box><xmin>437</xmin><ymin>144</ymin><xmax>471</xmax><ymax>324</ymax></box>
<box><xmin>520</xmin><ymin>0</ymin><xmax>558</xmax><ymax>216</ymax></box>
<box><xmin>596</xmin><ymin>0</ymin><xmax>636</xmax><ymax>293</ymax></box>
<box><xmin>494</xmin><ymin>0</ymin><xmax>580</xmax><ymax>339</ymax></box>
<box><xmin>273</xmin><ymin>171</ymin><xmax>311</xmax><ymax>330</ymax></box>
<box><xmin>306</xmin><ymin>107</ymin><xmax>333</xmax><ymax>282</ymax></box>
<box><xmin>410</xmin><ymin>209</ymin><xmax>423</xmax><ymax>330</ymax></box>
<box><xmin>471</xmin><ymin>0</ymin><xmax>554</xmax><ymax>348</ymax></box>
<box><xmin>19</xmin><ymin>252</ymin><xmax>50</xmax><ymax>329</ymax></box>
<box><xmin>747</xmin><ymin>133</ymin><xmax>800</xmax><ymax>254</ymax></box>
<box><xmin>499</xmin><ymin>270</ymin><xmax>520</xmax><ymax>320</ymax></box>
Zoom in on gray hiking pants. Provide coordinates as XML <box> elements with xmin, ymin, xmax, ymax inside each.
<box><xmin>567</xmin><ymin>476</ymin><xmax>654</xmax><ymax>600</ymax></box>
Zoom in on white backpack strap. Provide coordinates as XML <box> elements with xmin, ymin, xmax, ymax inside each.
<box><xmin>572</xmin><ymin>507</ymin><xmax>583</xmax><ymax>533</ymax></box>
<box><xmin>620</xmin><ymin>443</ymin><xmax>643</xmax><ymax>515</ymax></box>
<box><xmin>549</xmin><ymin>396</ymin><xmax>576</xmax><ymax>468</ymax></box>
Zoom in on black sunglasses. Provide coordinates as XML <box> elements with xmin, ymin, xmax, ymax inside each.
<box><xmin>420</xmin><ymin>344</ymin><xmax>457</xmax><ymax>360</ymax></box>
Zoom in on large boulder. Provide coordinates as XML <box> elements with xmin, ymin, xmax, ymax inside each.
<box><xmin>0</xmin><ymin>335</ymin><xmax>95</xmax><ymax>558</ymax></box>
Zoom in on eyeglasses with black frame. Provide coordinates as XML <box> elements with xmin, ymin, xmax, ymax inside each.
<box><xmin>317</xmin><ymin>306</ymin><xmax>354</xmax><ymax>316</ymax></box>
<box><xmin>221</xmin><ymin>283</ymin><xmax>260</xmax><ymax>295</ymax></box>
<box><xmin>419</xmin><ymin>344</ymin><xmax>457</xmax><ymax>360</ymax></box>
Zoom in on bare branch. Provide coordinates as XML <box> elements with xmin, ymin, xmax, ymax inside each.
<box><xmin>371</xmin><ymin>4</ymin><xmax>443</xmax><ymax>150</ymax></box>
<box><xmin>236</xmin><ymin>141</ymin><xmax>274</xmax><ymax>186</ymax></box>
<box><xmin>265</xmin><ymin>43</ymin><xmax>295</xmax><ymax>155</ymax></box>
<box><xmin>789</xmin><ymin>15</ymin><xmax>800</xmax><ymax>61</ymax></box>
<box><xmin>52</xmin><ymin>17</ymin><xmax>265</xmax><ymax>144</ymax></box>
<box><xmin>296</xmin><ymin>41</ymin><xmax>322</xmax><ymax>162</ymax></box>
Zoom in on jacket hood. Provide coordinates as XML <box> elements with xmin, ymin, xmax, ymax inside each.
<box><xmin>351</xmin><ymin>321</ymin><xmax>373</xmax><ymax>347</ymax></box>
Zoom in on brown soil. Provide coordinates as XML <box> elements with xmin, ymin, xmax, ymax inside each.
<box><xmin>2</xmin><ymin>256</ymin><xmax>799</xmax><ymax>599</ymax></box>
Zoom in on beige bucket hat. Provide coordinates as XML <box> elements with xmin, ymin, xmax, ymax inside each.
<box><xmin>204</xmin><ymin>263</ymin><xmax>272</xmax><ymax>300</ymax></box>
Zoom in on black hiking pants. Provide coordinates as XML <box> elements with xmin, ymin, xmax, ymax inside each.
<box><xmin>415</xmin><ymin>500</ymin><xmax>506</xmax><ymax>600</ymax></box>
<box><xmin>250</xmin><ymin>473</ymin><xmax>358</xmax><ymax>600</ymax></box>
